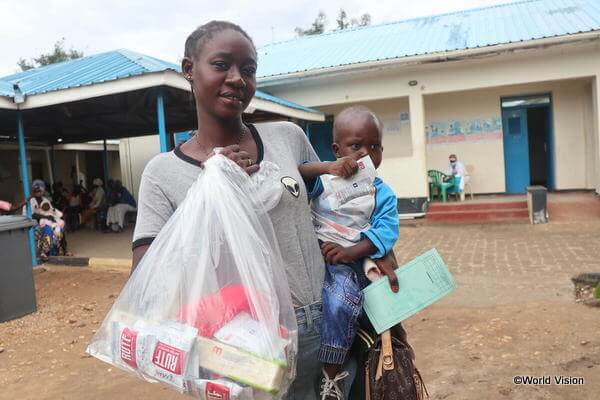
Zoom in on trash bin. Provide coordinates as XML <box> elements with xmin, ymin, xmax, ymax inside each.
<box><xmin>0</xmin><ymin>216</ymin><xmax>37</xmax><ymax>322</ymax></box>
<box><xmin>527</xmin><ymin>186</ymin><xmax>548</xmax><ymax>224</ymax></box>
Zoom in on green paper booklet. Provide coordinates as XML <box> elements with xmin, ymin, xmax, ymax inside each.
<box><xmin>362</xmin><ymin>249</ymin><xmax>456</xmax><ymax>333</ymax></box>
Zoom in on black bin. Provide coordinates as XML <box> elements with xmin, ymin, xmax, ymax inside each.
<box><xmin>527</xmin><ymin>186</ymin><xmax>548</xmax><ymax>224</ymax></box>
<box><xmin>0</xmin><ymin>216</ymin><xmax>37</xmax><ymax>322</ymax></box>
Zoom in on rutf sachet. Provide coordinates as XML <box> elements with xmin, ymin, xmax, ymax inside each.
<box><xmin>87</xmin><ymin>154</ymin><xmax>297</xmax><ymax>400</ymax></box>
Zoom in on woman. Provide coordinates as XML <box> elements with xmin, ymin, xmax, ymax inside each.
<box><xmin>106</xmin><ymin>180</ymin><xmax>136</xmax><ymax>232</ymax></box>
<box><xmin>80</xmin><ymin>178</ymin><xmax>106</xmax><ymax>227</ymax></box>
<box><xmin>131</xmin><ymin>22</ymin><xmax>396</xmax><ymax>400</ymax></box>
<box><xmin>132</xmin><ymin>21</ymin><xmax>329</xmax><ymax>399</ymax></box>
<box><xmin>26</xmin><ymin>180</ymin><xmax>69</xmax><ymax>261</ymax></box>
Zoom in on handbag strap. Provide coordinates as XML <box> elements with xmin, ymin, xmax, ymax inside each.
<box><xmin>381</xmin><ymin>330</ymin><xmax>394</xmax><ymax>371</ymax></box>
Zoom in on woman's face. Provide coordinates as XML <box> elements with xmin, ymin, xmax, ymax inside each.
<box><xmin>33</xmin><ymin>188</ymin><xmax>43</xmax><ymax>198</ymax></box>
<box><xmin>183</xmin><ymin>29</ymin><xmax>257</xmax><ymax>121</ymax></box>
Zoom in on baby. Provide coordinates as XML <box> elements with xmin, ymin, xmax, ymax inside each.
<box><xmin>299</xmin><ymin>106</ymin><xmax>399</xmax><ymax>399</ymax></box>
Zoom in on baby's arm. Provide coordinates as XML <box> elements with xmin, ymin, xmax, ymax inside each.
<box><xmin>321</xmin><ymin>238</ymin><xmax>377</xmax><ymax>265</ymax></box>
<box><xmin>298</xmin><ymin>157</ymin><xmax>358</xmax><ymax>181</ymax></box>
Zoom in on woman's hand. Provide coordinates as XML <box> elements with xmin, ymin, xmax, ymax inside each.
<box><xmin>327</xmin><ymin>157</ymin><xmax>358</xmax><ymax>178</ymax></box>
<box><xmin>216</xmin><ymin>144</ymin><xmax>259</xmax><ymax>175</ymax></box>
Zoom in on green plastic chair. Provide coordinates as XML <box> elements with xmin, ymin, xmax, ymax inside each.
<box><xmin>428</xmin><ymin>170</ymin><xmax>455</xmax><ymax>202</ymax></box>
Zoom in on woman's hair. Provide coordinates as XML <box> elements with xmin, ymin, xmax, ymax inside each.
<box><xmin>184</xmin><ymin>21</ymin><xmax>254</xmax><ymax>60</ymax></box>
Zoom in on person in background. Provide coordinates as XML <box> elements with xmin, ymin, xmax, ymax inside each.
<box><xmin>65</xmin><ymin>184</ymin><xmax>85</xmax><ymax>231</ymax></box>
<box><xmin>25</xmin><ymin>180</ymin><xmax>70</xmax><ymax>261</ymax></box>
<box><xmin>446</xmin><ymin>154</ymin><xmax>470</xmax><ymax>200</ymax></box>
<box><xmin>52</xmin><ymin>182</ymin><xmax>68</xmax><ymax>213</ymax></box>
<box><xmin>80</xmin><ymin>178</ymin><xmax>106</xmax><ymax>228</ymax></box>
<box><xmin>106</xmin><ymin>180</ymin><xmax>136</xmax><ymax>232</ymax></box>
<box><xmin>0</xmin><ymin>199</ymin><xmax>27</xmax><ymax>215</ymax></box>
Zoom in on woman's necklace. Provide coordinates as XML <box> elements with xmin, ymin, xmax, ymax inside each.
<box><xmin>195</xmin><ymin>125</ymin><xmax>247</xmax><ymax>158</ymax></box>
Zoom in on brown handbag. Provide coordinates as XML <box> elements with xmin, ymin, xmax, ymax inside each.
<box><xmin>364</xmin><ymin>328</ymin><xmax>428</xmax><ymax>400</ymax></box>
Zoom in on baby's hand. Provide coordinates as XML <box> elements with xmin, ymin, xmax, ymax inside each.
<box><xmin>321</xmin><ymin>242</ymin><xmax>356</xmax><ymax>264</ymax></box>
<box><xmin>327</xmin><ymin>157</ymin><xmax>358</xmax><ymax>178</ymax></box>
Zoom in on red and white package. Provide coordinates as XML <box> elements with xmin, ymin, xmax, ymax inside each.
<box><xmin>111</xmin><ymin>320</ymin><xmax>198</xmax><ymax>392</ymax></box>
<box><xmin>188</xmin><ymin>378</ymin><xmax>254</xmax><ymax>400</ymax></box>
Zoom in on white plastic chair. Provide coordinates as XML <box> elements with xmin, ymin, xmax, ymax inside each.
<box><xmin>462</xmin><ymin>165</ymin><xmax>474</xmax><ymax>201</ymax></box>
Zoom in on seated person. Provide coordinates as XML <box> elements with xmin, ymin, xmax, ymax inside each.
<box><xmin>445</xmin><ymin>154</ymin><xmax>470</xmax><ymax>199</ymax></box>
<box><xmin>0</xmin><ymin>199</ymin><xmax>27</xmax><ymax>215</ymax></box>
<box><xmin>106</xmin><ymin>180</ymin><xmax>137</xmax><ymax>232</ymax></box>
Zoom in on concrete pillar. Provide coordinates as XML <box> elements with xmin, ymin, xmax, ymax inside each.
<box><xmin>75</xmin><ymin>151</ymin><xmax>81</xmax><ymax>188</ymax></box>
<box><xmin>409</xmin><ymin>92</ymin><xmax>429</xmax><ymax>198</ymax></box>
<box><xmin>592</xmin><ymin>76</ymin><xmax>600</xmax><ymax>194</ymax></box>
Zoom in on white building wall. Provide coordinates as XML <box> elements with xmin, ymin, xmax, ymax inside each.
<box><xmin>268</xmin><ymin>42</ymin><xmax>600</xmax><ymax>197</ymax></box>
<box><xmin>119</xmin><ymin>136</ymin><xmax>160</xmax><ymax>200</ymax></box>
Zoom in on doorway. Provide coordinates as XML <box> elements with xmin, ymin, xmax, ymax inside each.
<box><xmin>501</xmin><ymin>95</ymin><xmax>554</xmax><ymax>193</ymax></box>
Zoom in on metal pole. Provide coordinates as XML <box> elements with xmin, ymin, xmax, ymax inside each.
<box><xmin>102</xmin><ymin>139</ymin><xmax>109</xmax><ymax>186</ymax></box>
<box><xmin>156</xmin><ymin>93</ymin><xmax>168</xmax><ymax>153</ymax></box>
<box><xmin>17</xmin><ymin>112</ymin><xmax>37</xmax><ymax>267</ymax></box>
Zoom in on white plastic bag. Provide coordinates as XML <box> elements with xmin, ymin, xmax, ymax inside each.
<box><xmin>87</xmin><ymin>155</ymin><xmax>296</xmax><ymax>398</ymax></box>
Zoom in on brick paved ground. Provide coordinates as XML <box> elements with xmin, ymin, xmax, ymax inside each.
<box><xmin>396</xmin><ymin>220</ymin><xmax>600</xmax><ymax>399</ymax></box>
<box><xmin>395</xmin><ymin>220</ymin><xmax>600</xmax><ymax>307</ymax></box>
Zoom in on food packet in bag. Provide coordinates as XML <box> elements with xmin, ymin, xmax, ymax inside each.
<box><xmin>87</xmin><ymin>155</ymin><xmax>297</xmax><ymax>398</ymax></box>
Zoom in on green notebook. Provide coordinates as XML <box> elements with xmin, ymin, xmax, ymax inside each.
<box><xmin>362</xmin><ymin>249</ymin><xmax>456</xmax><ymax>333</ymax></box>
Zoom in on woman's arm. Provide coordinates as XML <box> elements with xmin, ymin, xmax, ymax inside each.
<box><xmin>131</xmin><ymin>244</ymin><xmax>149</xmax><ymax>274</ymax></box>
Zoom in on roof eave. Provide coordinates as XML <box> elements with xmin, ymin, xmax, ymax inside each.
<box><xmin>0</xmin><ymin>96</ymin><xmax>17</xmax><ymax>110</ymax></box>
<box><xmin>257</xmin><ymin>31</ymin><xmax>600</xmax><ymax>87</ymax></box>
<box><xmin>18</xmin><ymin>70</ymin><xmax>186</xmax><ymax>110</ymax></box>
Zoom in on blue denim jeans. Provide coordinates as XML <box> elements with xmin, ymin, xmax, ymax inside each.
<box><xmin>285</xmin><ymin>301</ymin><xmax>357</xmax><ymax>400</ymax></box>
<box><xmin>319</xmin><ymin>262</ymin><xmax>368</xmax><ymax>365</ymax></box>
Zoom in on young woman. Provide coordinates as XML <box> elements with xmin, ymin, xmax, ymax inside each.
<box><xmin>130</xmin><ymin>21</ymin><xmax>332</xmax><ymax>399</ymax></box>
<box><xmin>131</xmin><ymin>21</ymin><xmax>398</xmax><ymax>400</ymax></box>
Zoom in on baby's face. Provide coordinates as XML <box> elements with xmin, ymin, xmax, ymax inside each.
<box><xmin>41</xmin><ymin>203</ymin><xmax>50</xmax><ymax>211</ymax></box>
<box><xmin>333</xmin><ymin>119</ymin><xmax>383</xmax><ymax>168</ymax></box>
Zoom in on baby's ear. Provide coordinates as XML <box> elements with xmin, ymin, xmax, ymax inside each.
<box><xmin>331</xmin><ymin>142</ymin><xmax>340</xmax><ymax>157</ymax></box>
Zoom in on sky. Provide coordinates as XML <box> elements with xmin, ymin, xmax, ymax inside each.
<box><xmin>0</xmin><ymin>0</ymin><xmax>522</xmax><ymax>77</ymax></box>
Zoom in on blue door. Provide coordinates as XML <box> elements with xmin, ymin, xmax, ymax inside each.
<box><xmin>306</xmin><ymin>121</ymin><xmax>335</xmax><ymax>161</ymax></box>
<box><xmin>502</xmin><ymin>108</ymin><xmax>530</xmax><ymax>193</ymax></box>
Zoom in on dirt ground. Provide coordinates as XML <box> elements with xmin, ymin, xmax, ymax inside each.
<box><xmin>1</xmin><ymin>221</ymin><xmax>599</xmax><ymax>399</ymax></box>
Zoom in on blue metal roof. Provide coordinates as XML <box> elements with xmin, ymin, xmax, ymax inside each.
<box><xmin>0</xmin><ymin>49</ymin><xmax>320</xmax><ymax>114</ymax></box>
<box><xmin>257</xmin><ymin>0</ymin><xmax>600</xmax><ymax>79</ymax></box>
<box><xmin>0</xmin><ymin>49</ymin><xmax>179</xmax><ymax>96</ymax></box>
<box><xmin>0</xmin><ymin>80</ymin><xmax>13</xmax><ymax>98</ymax></box>
<box><xmin>253</xmin><ymin>89</ymin><xmax>322</xmax><ymax>114</ymax></box>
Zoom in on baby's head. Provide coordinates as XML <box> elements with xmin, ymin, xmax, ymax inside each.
<box><xmin>41</xmin><ymin>202</ymin><xmax>51</xmax><ymax>212</ymax></box>
<box><xmin>332</xmin><ymin>106</ymin><xmax>383</xmax><ymax>169</ymax></box>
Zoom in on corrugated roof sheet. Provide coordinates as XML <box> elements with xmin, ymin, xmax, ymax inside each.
<box><xmin>257</xmin><ymin>0</ymin><xmax>600</xmax><ymax>79</ymax></box>
<box><xmin>0</xmin><ymin>80</ymin><xmax>14</xmax><ymax>98</ymax></box>
<box><xmin>0</xmin><ymin>49</ymin><xmax>179</xmax><ymax>96</ymax></box>
<box><xmin>253</xmin><ymin>89</ymin><xmax>322</xmax><ymax>114</ymax></box>
<box><xmin>0</xmin><ymin>49</ymin><xmax>320</xmax><ymax>114</ymax></box>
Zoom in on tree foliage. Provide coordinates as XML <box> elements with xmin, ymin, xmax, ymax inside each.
<box><xmin>17</xmin><ymin>38</ymin><xmax>83</xmax><ymax>71</ymax></box>
<box><xmin>295</xmin><ymin>11</ymin><xmax>327</xmax><ymax>36</ymax></box>
<box><xmin>296</xmin><ymin>9</ymin><xmax>372</xmax><ymax>36</ymax></box>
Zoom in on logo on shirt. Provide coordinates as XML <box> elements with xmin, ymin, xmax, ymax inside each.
<box><xmin>281</xmin><ymin>177</ymin><xmax>300</xmax><ymax>198</ymax></box>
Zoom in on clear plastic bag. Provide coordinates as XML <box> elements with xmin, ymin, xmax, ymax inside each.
<box><xmin>87</xmin><ymin>155</ymin><xmax>296</xmax><ymax>399</ymax></box>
